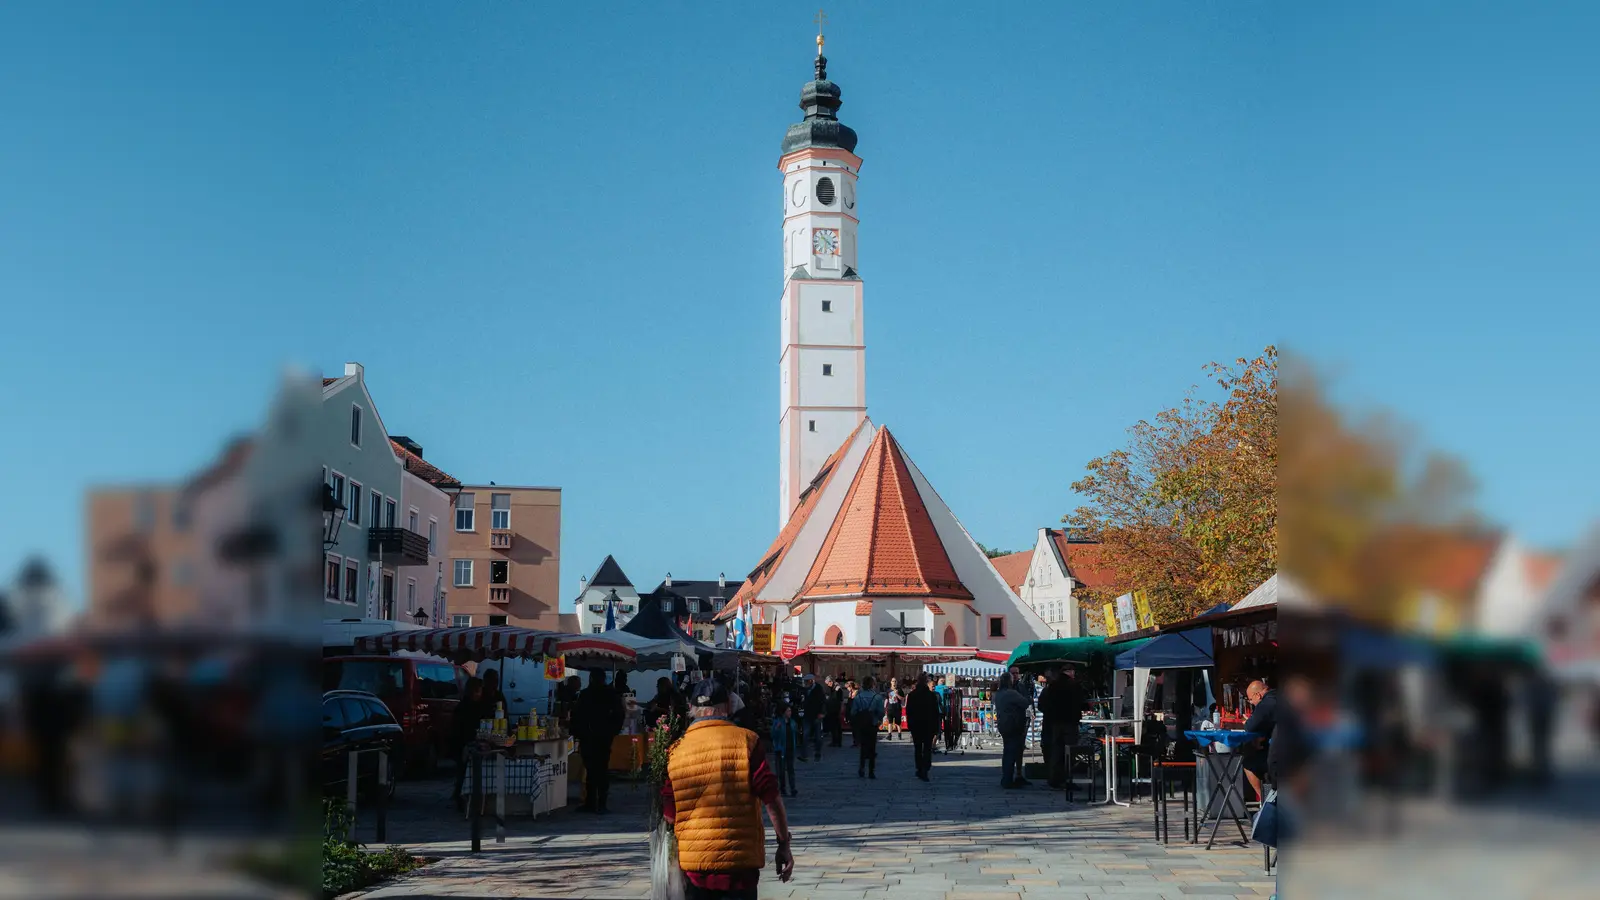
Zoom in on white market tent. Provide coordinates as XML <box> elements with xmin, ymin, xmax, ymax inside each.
<box><xmin>921</xmin><ymin>659</ymin><xmax>1008</xmax><ymax>679</ymax></box>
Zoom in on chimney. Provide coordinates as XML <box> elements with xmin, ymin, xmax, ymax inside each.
<box><xmin>718</xmin><ymin>572</ymin><xmax>726</xmax><ymax>590</ymax></box>
<box><xmin>390</xmin><ymin>435</ymin><xmax>424</xmax><ymax>457</ymax></box>
<box><xmin>665</xmin><ymin>572</ymin><xmax>672</xmax><ymax>587</ymax></box>
<box><xmin>344</xmin><ymin>362</ymin><xmax>364</xmax><ymax>380</ymax></box>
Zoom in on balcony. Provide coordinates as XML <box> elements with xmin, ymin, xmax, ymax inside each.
<box><xmin>489</xmin><ymin>586</ymin><xmax>512</xmax><ymax>605</ymax></box>
<box><xmin>368</xmin><ymin>527</ymin><xmax>430</xmax><ymax>567</ymax></box>
<box><xmin>490</xmin><ymin>529</ymin><xmax>513</xmax><ymax>550</ymax></box>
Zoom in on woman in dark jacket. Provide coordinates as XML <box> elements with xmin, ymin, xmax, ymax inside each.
<box><xmin>450</xmin><ymin>677</ymin><xmax>490</xmax><ymax>811</ymax></box>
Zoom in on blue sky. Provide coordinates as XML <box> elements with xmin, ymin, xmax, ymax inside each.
<box><xmin>1</xmin><ymin>2</ymin><xmax>1595</xmax><ymax>610</ymax></box>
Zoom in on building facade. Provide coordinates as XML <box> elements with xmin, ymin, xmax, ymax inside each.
<box><xmin>86</xmin><ymin>485</ymin><xmax>199</xmax><ymax>628</ymax></box>
<box><xmin>573</xmin><ymin>555</ymin><xmax>640</xmax><ymax>634</ymax></box>
<box><xmin>777</xmin><ymin>37</ymin><xmax>867</xmax><ymax>526</ymax></box>
<box><xmin>321</xmin><ymin>363</ymin><xmax>406</xmax><ymax>620</ymax></box>
<box><xmin>653</xmin><ymin>575</ymin><xmax>743</xmax><ymax>646</ymax></box>
<box><xmin>445</xmin><ymin>485</ymin><xmax>570</xmax><ymax>631</ymax></box>
<box><xmin>990</xmin><ymin>528</ymin><xmax>1121</xmax><ymax>638</ymax></box>
<box><xmin>388</xmin><ymin>436</ymin><xmax>459</xmax><ymax>626</ymax></box>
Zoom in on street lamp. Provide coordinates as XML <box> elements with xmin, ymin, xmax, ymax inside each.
<box><xmin>412</xmin><ymin>608</ymin><xmax>429</xmax><ymax>627</ymax></box>
<box><xmin>322</xmin><ymin>482</ymin><xmax>347</xmax><ymax>549</ymax></box>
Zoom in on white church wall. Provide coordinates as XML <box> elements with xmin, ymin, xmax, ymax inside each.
<box><xmin>795</xmin><ymin>348</ymin><xmax>861</xmax><ymax>407</ymax></box>
<box><xmin>868</xmin><ymin>598</ymin><xmax>935</xmax><ymax>647</ymax></box>
<box><xmin>900</xmin><ymin>452</ymin><xmax>1053</xmax><ymax>650</ymax></box>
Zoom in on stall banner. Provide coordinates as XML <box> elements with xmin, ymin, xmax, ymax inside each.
<box><xmin>1114</xmin><ymin>593</ymin><xmax>1139</xmax><ymax>635</ymax></box>
<box><xmin>1132</xmin><ymin>589</ymin><xmax>1156</xmax><ymax>631</ymax></box>
<box><xmin>751</xmin><ymin>624</ymin><xmax>774</xmax><ymax>654</ymax></box>
<box><xmin>671</xmin><ymin>653</ymin><xmax>686</xmax><ymax>673</ymax></box>
<box><xmin>366</xmin><ymin>562</ymin><xmax>381</xmax><ymax>620</ymax></box>
<box><xmin>543</xmin><ymin>655</ymin><xmax>566</xmax><ymax>681</ymax></box>
<box><xmin>1103</xmin><ymin>603</ymin><xmax>1120</xmax><ymax>637</ymax></box>
<box><xmin>779</xmin><ymin>634</ymin><xmax>799</xmax><ymax>659</ymax></box>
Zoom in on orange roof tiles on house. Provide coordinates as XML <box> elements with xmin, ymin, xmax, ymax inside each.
<box><xmin>1419</xmin><ymin>533</ymin><xmax>1502</xmax><ymax>599</ymax></box>
<box><xmin>854</xmin><ymin>600</ymin><xmax>873</xmax><ymax>615</ymax></box>
<box><xmin>1048</xmin><ymin>530</ymin><xmax>1122</xmax><ymax>592</ymax></box>
<box><xmin>797</xmin><ymin>427</ymin><xmax>974</xmax><ymax>603</ymax></box>
<box><xmin>924</xmin><ymin>601</ymin><xmax>943</xmax><ymax>615</ymax></box>
<box><xmin>988</xmin><ymin>550</ymin><xmax>1032</xmax><ymax>596</ymax></box>
<box><xmin>389</xmin><ymin>439</ymin><xmax>461</xmax><ymax>489</ymax></box>
<box><xmin>721</xmin><ymin>420</ymin><xmax>874</xmax><ymax>619</ymax></box>
<box><xmin>1525</xmin><ymin>552</ymin><xmax>1563</xmax><ymax>593</ymax></box>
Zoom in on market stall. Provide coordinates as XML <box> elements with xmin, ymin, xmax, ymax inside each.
<box><xmin>922</xmin><ymin>660</ymin><xmax>1008</xmax><ymax>747</ymax></box>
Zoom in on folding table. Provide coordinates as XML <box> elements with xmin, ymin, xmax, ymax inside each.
<box><xmin>1184</xmin><ymin>729</ymin><xmax>1258</xmax><ymax>849</ymax></box>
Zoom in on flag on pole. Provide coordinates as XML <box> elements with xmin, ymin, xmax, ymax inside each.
<box><xmin>604</xmin><ymin>596</ymin><xmax>616</xmax><ymax>631</ymax></box>
<box><xmin>433</xmin><ymin>573</ymin><xmax>445</xmax><ymax>627</ymax></box>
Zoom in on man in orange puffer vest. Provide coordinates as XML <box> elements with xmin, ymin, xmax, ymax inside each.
<box><xmin>661</xmin><ymin>679</ymin><xmax>795</xmax><ymax>899</ymax></box>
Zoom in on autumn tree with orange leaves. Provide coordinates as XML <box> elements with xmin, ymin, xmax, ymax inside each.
<box><xmin>1066</xmin><ymin>348</ymin><xmax>1278</xmax><ymax>626</ymax></box>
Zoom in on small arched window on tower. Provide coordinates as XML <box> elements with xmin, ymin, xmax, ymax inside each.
<box><xmin>815</xmin><ymin>176</ymin><xmax>836</xmax><ymax>206</ymax></box>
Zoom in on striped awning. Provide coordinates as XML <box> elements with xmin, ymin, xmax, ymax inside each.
<box><xmin>355</xmin><ymin>626</ymin><xmax>636</xmax><ymax>666</ymax></box>
<box><xmin>921</xmin><ymin>660</ymin><xmax>1008</xmax><ymax>678</ymax></box>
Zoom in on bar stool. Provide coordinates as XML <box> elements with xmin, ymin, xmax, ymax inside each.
<box><xmin>1151</xmin><ymin>758</ymin><xmax>1197</xmax><ymax>843</ymax></box>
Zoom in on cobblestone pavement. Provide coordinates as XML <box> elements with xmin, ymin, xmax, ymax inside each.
<box><xmin>347</xmin><ymin>736</ymin><xmax>1268</xmax><ymax>899</ymax></box>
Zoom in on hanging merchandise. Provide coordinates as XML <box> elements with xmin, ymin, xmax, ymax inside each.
<box><xmin>671</xmin><ymin>653</ymin><xmax>686</xmax><ymax>673</ymax></box>
<box><xmin>543</xmin><ymin>655</ymin><xmax>566</xmax><ymax>681</ymax></box>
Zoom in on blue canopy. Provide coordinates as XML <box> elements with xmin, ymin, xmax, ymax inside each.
<box><xmin>1114</xmin><ymin>602</ymin><xmax>1230</xmax><ymax>671</ymax></box>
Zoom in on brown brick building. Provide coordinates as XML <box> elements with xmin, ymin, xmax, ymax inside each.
<box><xmin>444</xmin><ymin>485</ymin><xmax>573</xmax><ymax>632</ymax></box>
<box><xmin>85</xmin><ymin>486</ymin><xmax>199</xmax><ymax>627</ymax></box>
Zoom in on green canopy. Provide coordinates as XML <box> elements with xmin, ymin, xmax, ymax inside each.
<box><xmin>1005</xmin><ymin>636</ymin><xmax>1151</xmax><ymax>669</ymax></box>
<box><xmin>1437</xmin><ymin>634</ymin><xmax>1542</xmax><ymax>667</ymax></box>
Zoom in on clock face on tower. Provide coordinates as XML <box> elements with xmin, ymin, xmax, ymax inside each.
<box><xmin>812</xmin><ymin>228</ymin><xmax>840</xmax><ymax>256</ymax></box>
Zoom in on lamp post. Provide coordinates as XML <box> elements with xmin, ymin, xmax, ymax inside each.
<box><xmin>412</xmin><ymin>608</ymin><xmax>429</xmax><ymax>627</ymax></box>
<box><xmin>322</xmin><ymin>482</ymin><xmax>347</xmax><ymax>550</ymax></box>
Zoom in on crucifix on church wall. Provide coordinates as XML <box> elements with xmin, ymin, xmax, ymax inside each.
<box><xmin>879</xmin><ymin>611</ymin><xmax>926</xmax><ymax>646</ymax></box>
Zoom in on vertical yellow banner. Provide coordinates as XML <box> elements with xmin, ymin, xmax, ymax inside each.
<box><xmin>1103</xmin><ymin>603</ymin><xmax>1120</xmax><ymax>637</ymax></box>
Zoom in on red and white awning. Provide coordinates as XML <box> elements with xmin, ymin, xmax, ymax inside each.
<box><xmin>793</xmin><ymin>645</ymin><xmax>1011</xmax><ymax>664</ymax></box>
<box><xmin>355</xmin><ymin>626</ymin><xmax>636</xmax><ymax>666</ymax></box>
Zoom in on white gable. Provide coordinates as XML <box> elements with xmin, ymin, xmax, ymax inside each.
<box><xmin>754</xmin><ymin>419</ymin><xmax>878</xmax><ymax>602</ymax></box>
<box><xmin>898</xmin><ymin>449</ymin><xmax>1053</xmax><ymax>649</ymax></box>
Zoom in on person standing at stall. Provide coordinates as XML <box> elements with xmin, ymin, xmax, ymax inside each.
<box><xmin>905</xmin><ymin>673</ymin><xmax>941</xmax><ymax>781</ymax></box>
<box><xmin>850</xmin><ymin>676</ymin><xmax>885</xmax><ymax>779</ymax></box>
<box><xmin>571</xmin><ymin>669</ymin><xmax>624</xmax><ymax>814</ymax></box>
<box><xmin>450</xmin><ymin>677</ymin><xmax>491</xmax><ymax>812</ymax></box>
<box><xmin>1039</xmin><ymin>666</ymin><xmax>1088</xmax><ymax>790</ymax></box>
<box><xmin>994</xmin><ymin>674</ymin><xmax>1032</xmax><ymax>789</ymax></box>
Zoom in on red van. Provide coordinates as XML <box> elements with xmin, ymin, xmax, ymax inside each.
<box><xmin>322</xmin><ymin>655</ymin><xmax>466</xmax><ymax>773</ymax></box>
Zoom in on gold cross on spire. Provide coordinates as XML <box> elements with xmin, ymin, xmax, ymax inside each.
<box><xmin>814</xmin><ymin>8</ymin><xmax>827</xmax><ymax>53</ymax></box>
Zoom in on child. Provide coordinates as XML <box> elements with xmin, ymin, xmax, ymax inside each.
<box><xmin>771</xmin><ymin>701</ymin><xmax>799</xmax><ymax>798</ymax></box>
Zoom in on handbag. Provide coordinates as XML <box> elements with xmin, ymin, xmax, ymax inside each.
<box><xmin>1251</xmin><ymin>789</ymin><xmax>1293</xmax><ymax>848</ymax></box>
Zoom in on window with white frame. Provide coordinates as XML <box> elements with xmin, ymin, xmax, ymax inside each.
<box><xmin>350</xmin><ymin>404</ymin><xmax>362</xmax><ymax>447</ymax></box>
<box><xmin>384</xmin><ymin>498</ymin><xmax>396</xmax><ymax>527</ymax></box>
<box><xmin>593</xmin><ymin>626</ymin><xmax>602</xmax><ymax>634</ymax></box>
<box><xmin>343</xmin><ymin>561</ymin><xmax>359</xmax><ymax>604</ymax></box>
<box><xmin>490</xmin><ymin>493</ymin><xmax>510</xmax><ymax>530</ymax></box>
<box><xmin>329</xmin><ymin>472</ymin><xmax>346</xmax><ymax>511</ymax></box>
<box><xmin>455</xmin><ymin>493</ymin><xmax>475</xmax><ymax>531</ymax></box>
<box><xmin>452</xmin><ymin>614</ymin><xmax>471</xmax><ymax>628</ymax></box>
<box><xmin>453</xmin><ymin>559</ymin><xmax>473</xmax><ymax>587</ymax></box>
<box><xmin>324</xmin><ymin>555</ymin><xmax>341</xmax><ymax>600</ymax></box>
<box><xmin>408</xmin><ymin>508</ymin><xmax>418</xmax><ymax>533</ymax></box>
<box><xmin>428</xmin><ymin>519</ymin><xmax>438</xmax><ymax>554</ymax></box>
<box><xmin>369</xmin><ymin>491</ymin><xmax>382</xmax><ymax>531</ymax></box>
<box><xmin>406</xmin><ymin>578</ymin><xmax>416</xmax><ymax>611</ymax></box>
<box><xmin>348</xmin><ymin>481</ymin><xmax>362</xmax><ymax>526</ymax></box>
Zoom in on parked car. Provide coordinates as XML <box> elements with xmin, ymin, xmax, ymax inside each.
<box><xmin>321</xmin><ymin>690</ymin><xmax>403</xmax><ymax>799</ymax></box>
<box><xmin>321</xmin><ymin>655</ymin><xmax>465</xmax><ymax>773</ymax></box>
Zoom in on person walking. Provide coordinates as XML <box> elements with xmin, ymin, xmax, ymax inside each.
<box><xmin>801</xmin><ymin>677</ymin><xmax>825</xmax><ymax>761</ymax></box>
<box><xmin>822</xmin><ymin>676</ymin><xmax>845</xmax><ymax>748</ymax></box>
<box><xmin>571</xmin><ymin>669</ymin><xmax>624</xmax><ymax>814</ymax></box>
<box><xmin>770</xmin><ymin>701</ymin><xmax>800</xmax><ymax>798</ymax></box>
<box><xmin>884</xmin><ymin>678</ymin><xmax>904</xmax><ymax>741</ymax></box>
<box><xmin>850</xmin><ymin>676</ymin><xmax>885</xmax><ymax>778</ymax></box>
<box><xmin>845</xmin><ymin>680</ymin><xmax>860</xmax><ymax>747</ymax></box>
<box><xmin>994</xmin><ymin>674</ymin><xmax>1032</xmax><ymax>789</ymax></box>
<box><xmin>662</xmin><ymin>679</ymin><xmax>796</xmax><ymax>899</ymax></box>
<box><xmin>905</xmin><ymin>673</ymin><xmax>941</xmax><ymax>781</ymax></box>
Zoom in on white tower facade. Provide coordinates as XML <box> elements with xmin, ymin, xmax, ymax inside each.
<box><xmin>777</xmin><ymin>39</ymin><xmax>867</xmax><ymax>525</ymax></box>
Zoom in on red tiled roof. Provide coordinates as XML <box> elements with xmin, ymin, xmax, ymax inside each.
<box><xmin>1525</xmin><ymin>552</ymin><xmax>1563</xmax><ymax>592</ymax></box>
<box><xmin>322</xmin><ymin>378</ymin><xmax>339</xmax><ymax>387</ymax></box>
<box><xmin>854</xmin><ymin>600</ymin><xmax>873</xmax><ymax>615</ymax></box>
<box><xmin>1418</xmin><ymin>533</ymin><xmax>1501</xmax><ymax>599</ymax></box>
<box><xmin>988</xmin><ymin>550</ymin><xmax>1031</xmax><ymax>595</ymax></box>
<box><xmin>797</xmin><ymin>427</ymin><xmax>974</xmax><ymax>603</ymax></box>
<box><xmin>389</xmin><ymin>438</ymin><xmax>461</xmax><ymax>488</ymax></box>
<box><xmin>724</xmin><ymin>421</ymin><xmax>873</xmax><ymax>618</ymax></box>
<box><xmin>1048</xmin><ymin>531</ymin><xmax>1121</xmax><ymax>592</ymax></box>
<box><xmin>924</xmin><ymin>601</ymin><xmax>943</xmax><ymax>615</ymax></box>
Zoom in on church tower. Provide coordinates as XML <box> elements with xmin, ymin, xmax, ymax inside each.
<box><xmin>778</xmin><ymin>26</ymin><xmax>866</xmax><ymax>526</ymax></box>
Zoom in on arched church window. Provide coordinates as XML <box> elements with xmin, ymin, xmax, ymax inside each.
<box><xmin>825</xmin><ymin>624</ymin><xmax>844</xmax><ymax>646</ymax></box>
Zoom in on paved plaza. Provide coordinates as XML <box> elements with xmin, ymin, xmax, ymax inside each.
<box><xmin>347</xmin><ymin>738</ymin><xmax>1270</xmax><ymax>899</ymax></box>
